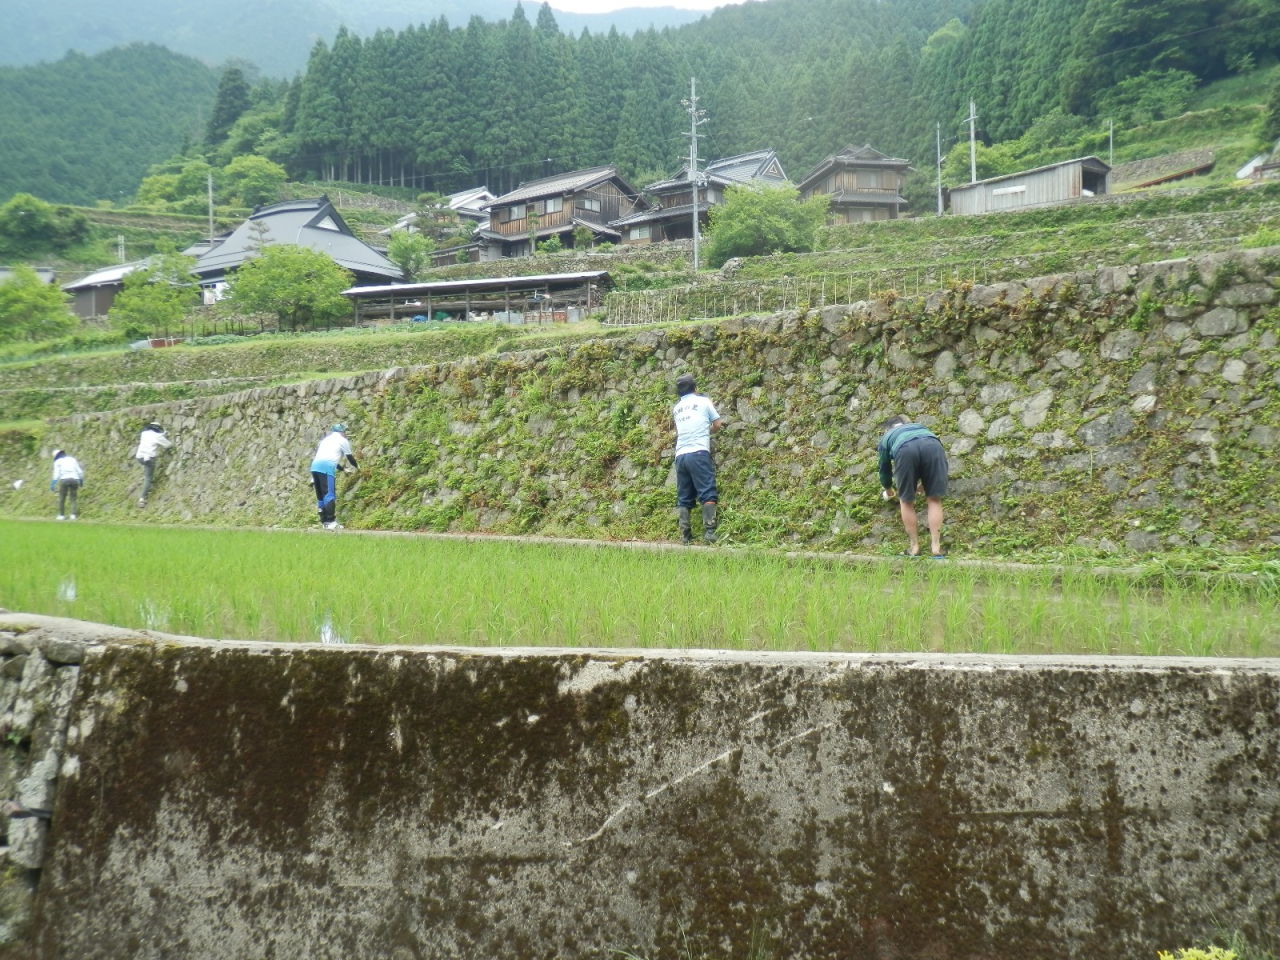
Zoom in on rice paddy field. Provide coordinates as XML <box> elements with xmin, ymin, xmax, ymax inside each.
<box><xmin>3</xmin><ymin>520</ymin><xmax>1278</xmax><ymax>658</ymax></box>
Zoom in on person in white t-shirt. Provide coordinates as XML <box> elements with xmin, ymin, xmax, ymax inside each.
<box><xmin>50</xmin><ymin>450</ymin><xmax>85</xmax><ymax>520</ymax></box>
<box><xmin>310</xmin><ymin>424</ymin><xmax>359</xmax><ymax>529</ymax></box>
<box><xmin>134</xmin><ymin>422</ymin><xmax>172</xmax><ymax>506</ymax></box>
<box><xmin>671</xmin><ymin>373</ymin><xmax>723</xmax><ymax>544</ymax></box>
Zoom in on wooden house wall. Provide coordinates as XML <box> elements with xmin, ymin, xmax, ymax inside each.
<box><xmin>951</xmin><ymin>162</ymin><xmax>1106</xmax><ymax>216</ymax></box>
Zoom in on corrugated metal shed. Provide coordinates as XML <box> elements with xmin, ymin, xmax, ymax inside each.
<box><xmin>949</xmin><ymin>157</ymin><xmax>1111</xmax><ymax>216</ymax></box>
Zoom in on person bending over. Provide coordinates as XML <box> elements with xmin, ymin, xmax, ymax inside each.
<box><xmin>134</xmin><ymin>422</ymin><xmax>172</xmax><ymax>506</ymax></box>
<box><xmin>672</xmin><ymin>373</ymin><xmax>723</xmax><ymax>544</ymax></box>
<box><xmin>310</xmin><ymin>423</ymin><xmax>358</xmax><ymax>530</ymax></box>
<box><xmin>51</xmin><ymin>450</ymin><xmax>84</xmax><ymax>520</ymax></box>
<box><xmin>877</xmin><ymin>414</ymin><xmax>948</xmax><ymax>558</ymax></box>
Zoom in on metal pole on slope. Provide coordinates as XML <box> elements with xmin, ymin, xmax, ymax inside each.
<box><xmin>936</xmin><ymin>122</ymin><xmax>944</xmax><ymax>216</ymax></box>
<box><xmin>967</xmin><ymin>99</ymin><xmax>978</xmax><ymax>184</ymax></box>
<box><xmin>1108</xmin><ymin>119</ymin><xmax>1114</xmax><ymax>167</ymax></box>
<box><xmin>207</xmin><ymin>173</ymin><xmax>215</xmax><ymax>248</ymax></box>
<box><xmin>682</xmin><ymin>77</ymin><xmax>708</xmax><ymax>273</ymax></box>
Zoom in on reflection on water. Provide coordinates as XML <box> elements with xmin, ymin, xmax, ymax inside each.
<box><xmin>319</xmin><ymin>612</ymin><xmax>348</xmax><ymax>645</ymax></box>
<box><xmin>138</xmin><ymin>598</ymin><xmax>167</xmax><ymax>631</ymax></box>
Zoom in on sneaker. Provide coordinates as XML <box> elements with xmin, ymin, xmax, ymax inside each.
<box><xmin>137</xmin><ymin>498</ymin><xmax>147</xmax><ymax>507</ymax></box>
<box><xmin>323</xmin><ymin>521</ymin><xmax>341</xmax><ymax>530</ymax></box>
<box><xmin>56</xmin><ymin>515</ymin><xmax>65</xmax><ymax>521</ymax></box>
<box><xmin>70</xmin><ymin>514</ymin><xmax>77</xmax><ymax>520</ymax></box>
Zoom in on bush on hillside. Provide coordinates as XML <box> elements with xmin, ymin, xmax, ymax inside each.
<box><xmin>0</xmin><ymin>194</ymin><xmax>88</xmax><ymax>256</ymax></box>
<box><xmin>0</xmin><ymin>265</ymin><xmax>77</xmax><ymax>342</ymax></box>
<box><xmin>108</xmin><ymin>245</ymin><xmax>201</xmax><ymax>339</ymax></box>
<box><xmin>223</xmin><ymin>245</ymin><xmax>353</xmax><ymax>331</ymax></box>
<box><xmin>705</xmin><ymin>185</ymin><xmax>829</xmax><ymax>268</ymax></box>
<box><xmin>1093</xmin><ymin>69</ymin><xmax>1198</xmax><ymax>126</ymax></box>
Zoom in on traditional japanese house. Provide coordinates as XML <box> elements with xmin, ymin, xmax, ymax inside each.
<box><xmin>192</xmin><ymin>197</ymin><xmax>402</xmax><ymax>300</ymax></box>
<box><xmin>612</xmin><ymin>150</ymin><xmax>789</xmax><ymax>245</ymax></box>
<box><xmin>798</xmin><ymin>144</ymin><xmax>911</xmax><ymax>224</ymax></box>
<box><xmin>479</xmin><ymin>166</ymin><xmax>647</xmax><ymax>258</ymax></box>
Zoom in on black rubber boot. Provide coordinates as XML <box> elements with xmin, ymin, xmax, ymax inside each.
<box><xmin>701</xmin><ymin>503</ymin><xmax>718</xmax><ymax>544</ymax></box>
<box><xmin>678</xmin><ymin>507</ymin><xmax>693</xmax><ymax>544</ymax></box>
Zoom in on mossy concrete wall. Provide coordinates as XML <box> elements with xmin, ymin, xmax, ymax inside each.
<box><xmin>0</xmin><ymin>613</ymin><xmax>1277</xmax><ymax>959</ymax></box>
<box><xmin>3</xmin><ymin>248</ymin><xmax>1280</xmax><ymax>554</ymax></box>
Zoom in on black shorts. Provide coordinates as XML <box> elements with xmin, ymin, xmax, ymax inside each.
<box><xmin>894</xmin><ymin>437</ymin><xmax>948</xmax><ymax>503</ymax></box>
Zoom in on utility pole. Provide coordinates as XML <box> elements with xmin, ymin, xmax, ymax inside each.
<box><xmin>207</xmin><ymin>173</ymin><xmax>215</xmax><ymax>248</ymax></box>
<box><xmin>681</xmin><ymin>77</ymin><xmax>708</xmax><ymax>272</ymax></box>
<box><xmin>117</xmin><ymin>235</ymin><xmax>126</xmax><ymax>263</ymax></box>
<box><xmin>1108</xmin><ymin>119</ymin><xmax>1114</xmax><ymax>167</ymax></box>
<box><xmin>966</xmin><ymin>99</ymin><xmax>978</xmax><ymax>184</ymax></box>
<box><xmin>936</xmin><ymin>122</ymin><xmax>944</xmax><ymax>216</ymax></box>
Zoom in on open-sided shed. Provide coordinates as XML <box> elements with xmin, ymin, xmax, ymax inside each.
<box><xmin>342</xmin><ymin>270</ymin><xmax>611</xmax><ymax>325</ymax></box>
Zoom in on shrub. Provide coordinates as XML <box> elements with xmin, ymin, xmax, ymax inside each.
<box><xmin>0</xmin><ymin>265</ymin><xmax>77</xmax><ymax>342</ymax></box>
<box><xmin>705</xmin><ymin>184</ymin><xmax>830</xmax><ymax>267</ymax></box>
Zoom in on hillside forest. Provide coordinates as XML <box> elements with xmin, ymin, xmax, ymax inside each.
<box><xmin>2</xmin><ymin>0</ymin><xmax>1279</xmax><ymax>208</ymax></box>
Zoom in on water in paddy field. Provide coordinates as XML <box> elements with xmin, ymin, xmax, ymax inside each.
<box><xmin>319</xmin><ymin>612</ymin><xmax>349</xmax><ymax>645</ymax></box>
<box><xmin>56</xmin><ymin>577</ymin><xmax>75</xmax><ymax>601</ymax></box>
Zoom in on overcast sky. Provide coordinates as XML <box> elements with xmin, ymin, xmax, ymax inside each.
<box><xmin>548</xmin><ymin>0</ymin><xmax>747</xmax><ymax>12</ymax></box>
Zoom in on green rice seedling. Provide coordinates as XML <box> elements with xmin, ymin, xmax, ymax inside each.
<box><xmin>2</xmin><ymin>522</ymin><xmax>1279</xmax><ymax>657</ymax></box>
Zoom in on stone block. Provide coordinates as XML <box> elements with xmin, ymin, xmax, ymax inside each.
<box><xmin>978</xmin><ymin>382</ymin><xmax>1018</xmax><ymax>405</ymax></box>
<box><xmin>1216</xmin><ymin>283</ymin><xmax>1275</xmax><ymax>307</ymax></box>
<box><xmin>1125</xmin><ymin>529</ymin><xmax>1162</xmax><ymax>552</ymax></box>
<box><xmin>1100</xmin><ymin>329</ymin><xmax>1143</xmax><ymax>361</ymax></box>
<box><xmin>1221</xmin><ymin>359</ymin><xmax>1248</xmax><ymax>384</ymax></box>
<box><xmin>957</xmin><ymin>410</ymin><xmax>984</xmax><ymax>436</ymax></box>
<box><xmin>932</xmin><ymin>351</ymin><xmax>956</xmax><ymax>379</ymax></box>
<box><xmin>987</xmin><ymin>416</ymin><xmax>1015</xmax><ymax>439</ymax></box>
<box><xmin>1195</xmin><ymin>307</ymin><xmax>1245</xmax><ymax>337</ymax></box>
<box><xmin>37</xmin><ymin>637</ymin><xmax>86</xmax><ymax>665</ymax></box>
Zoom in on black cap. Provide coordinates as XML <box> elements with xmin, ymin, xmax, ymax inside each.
<box><xmin>675</xmin><ymin>373</ymin><xmax>696</xmax><ymax>396</ymax></box>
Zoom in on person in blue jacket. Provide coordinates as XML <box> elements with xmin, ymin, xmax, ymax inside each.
<box><xmin>877</xmin><ymin>414</ymin><xmax>948</xmax><ymax>558</ymax></box>
<box><xmin>310</xmin><ymin>424</ymin><xmax>358</xmax><ymax>530</ymax></box>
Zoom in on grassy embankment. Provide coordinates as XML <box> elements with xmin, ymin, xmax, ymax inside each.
<box><xmin>2</xmin><ymin>521</ymin><xmax>1275</xmax><ymax>656</ymax></box>
<box><xmin>606</xmin><ymin>182</ymin><xmax>1280</xmax><ymax>322</ymax></box>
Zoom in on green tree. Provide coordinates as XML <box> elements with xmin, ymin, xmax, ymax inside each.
<box><xmin>1093</xmin><ymin>69</ymin><xmax>1198</xmax><ymax>125</ymax></box>
<box><xmin>387</xmin><ymin>230</ymin><xmax>436</xmax><ymax>281</ymax></box>
<box><xmin>1257</xmin><ymin>67</ymin><xmax>1280</xmax><ymax>149</ymax></box>
<box><xmin>108</xmin><ymin>246</ymin><xmax>199</xmax><ymax>338</ymax></box>
<box><xmin>207</xmin><ymin>66</ymin><xmax>252</xmax><ymax>145</ymax></box>
<box><xmin>0</xmin><ymin>265</ymin><xmax>75</xmax><ymax>342</ymax></box>
<box><xmin>221</xmin><ymin>155</ymin><xmax>287</xmax><ymax>208</ymax></box>
<box><xmin>705</xmin><ymin>185</ymin><xmax>829</xmax><ymax>268</ymax></box>
<box><xmin>0</xmin><ymin>193</ymin><xmax>88</xmax><ymax>256</ymax></box>
<box><xmin>224</xmin><ymin>245</ymin><xmax>353</xmax><ymax>331</ymax></box>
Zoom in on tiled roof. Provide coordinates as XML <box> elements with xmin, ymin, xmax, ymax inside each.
<box><xmin>798</xmin><ymin>144</ymin><xmax>912</xmax><ymax>191</ymax></box>
<box><xmin>611</xmin><ymin>204</ymin><xmax>704</xmax><ymax>228</ymax></box>
<box><xmin>192</xmin><ymin>197</ymin><xmax>401</xmax><ymax>283</ymax></box>
<box><xmin>486</xmin><ymin>166</ymin><xmax>635</xmax><ymax>207</ymax></box>
<box><xmin>647</xmin><ymin>149</ymin><xmax>788</xmax><ymax>193</ymax></box>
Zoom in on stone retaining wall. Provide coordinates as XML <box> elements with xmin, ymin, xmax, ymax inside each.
<box><xmin>2</xmin><ymin>248</ymin><xmax>1280</xmax><ymax>554</ymax></box>
<box><xmin>0</xmin><ymin>612</ymin><xmax>1277</xmax><ymax>959</ymax></box>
